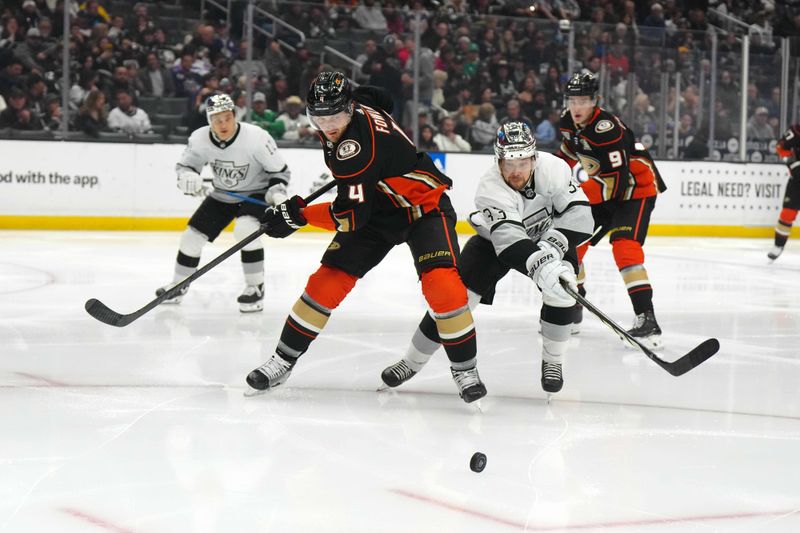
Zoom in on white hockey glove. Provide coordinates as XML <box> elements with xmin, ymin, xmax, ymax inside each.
<box><xmin>264</xmin><ymin>183</ymin><xmax>288</xmax><ymax>207</ymax></box>
<box><xmin>537</xmin><ymin>229</ymin><xmax>569</xmax><ymax>259</ymax></box>
<box><xmin>526</xmin><ymin>249</ymin><xmax>577</xmax><ymax>306</ymax></box>
<box><xmin>571</xmin><ymin>164</ymin><xmax>589</xmax><ymax>184</ymax></box>
<box><xmin>177</xmin><ymin>171</ymin><xmax>204</xmax><ymax>196</ymax></box>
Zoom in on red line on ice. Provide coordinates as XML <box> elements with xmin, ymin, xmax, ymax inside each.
<box><xmin>388</xmin><ymin>488</ymin><xmax>794</xmax><ymax>530</ymax></box>
<box><xmin>60</xmin><ymin>507</ymin><xmax>137</xmax><ymax>533</ymax></box>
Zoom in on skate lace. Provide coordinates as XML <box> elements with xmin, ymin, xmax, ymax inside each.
<box><xmin>452</xmin><ymin>367</ymin><xmax>481</xmax><ymax>390</ymax></box>
<box><xmin>542</xmin><ymin>361</ymin><xmax>562</xmax><ymax>381</ymax></box>
<box><xmin>387</xmin><ymin>360</ymin><xmax>414</xmax><ymax>381</ymax></box>
<box><xmin>257</xmin><ymin>356</ymin><xmax>292</xmax><ymax>379</ymax></box>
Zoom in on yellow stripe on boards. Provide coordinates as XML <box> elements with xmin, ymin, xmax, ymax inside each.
<box><xmin>2</xmin><ymin>216</ymin><xmax>800</xmax><ymax>239</ymax></box>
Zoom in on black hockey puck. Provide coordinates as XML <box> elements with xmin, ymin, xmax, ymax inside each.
<box><xmin>470</xmin><ymin>452</ymin><xmax>487</xmax><ymax>472</ymax></box>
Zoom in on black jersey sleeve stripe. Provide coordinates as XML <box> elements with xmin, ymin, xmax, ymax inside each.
<box><xmin>497</xmin><ymin>239</ymin><xmax>538</xmax><ymax>275</ymax></box>
<box><xmin>554</xmin><ymin>200</ymin><xmax>591</xmax><ymax>217</ymax></box>
<box><xmin>489</xmin><ymin>219</ymin><xmax>525</xmax><ymax>233</ymax></box>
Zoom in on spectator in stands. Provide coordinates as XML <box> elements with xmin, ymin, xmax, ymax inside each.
<box><xmin>433</xmin><ymin>115</ymin><xmax>471</xmax><ymax>152</ymax></box>
<box><xmin>190</xmin><ymin>25</ymin><xmax>225</xmax><ymax>65</ymax></box>
<box><xmin>418</xmin><ymin>124</ymin><xmax>438</xmax><ymax>151</ymax></box>
<box><xmin>632</xmin><ymin>93</ymin><xmax>658</xmax><ymax>136</ymax></box>
<box><xmin>69</xmin><ymin>70</ymin><xmax>98</xmax><ymax>111</ymax></box>
<box><xmin>14</xmin><ymin>27</ymin><xmax>46</xmax><ymax>73</ymax></box>
<box><xmin>42</xmin><ymin>93</ymin><xmax>61</xmax><ymax>131</ymax></box>
<box><xmin>109</xmin><ymin>65</ymin><xmax>137</xmax><ymax>103</ymax></box>
<box><xmin>107</xmin><ymin>15</ymin><xmax>126</xmax><ymax>42</ymax></box>
<box><xmin>353</xmin><ymin>0</ymin><xmax>388</xmax><ymax>32</ymax></box>
<box><xmin>25</xmin><ymin>73</ymin><xmax>47</xmax><ymax>117</ymax></box>
<box><xmin>172</xmin><ymin>52</ymin><xmax>203</xmax><ymax>98</ymax></box>
<box><xmin>747</xmin><ymin>106</ymin><xmax>775</xmax><ymax>140</ymax></box>
<box><xmin>431</xmin><ymin>69</ymin><xmax>447</xmax><ymax>112</ymax></box>
<box><xmin>640</xmin><ymin>2</ymin><xmax>666</xmax><ymax>45</ymax></box>
<box><xmin>263</xmin><ymin>39</ymin><xmax>288</xmax><ymax>79</ymax></box>
<box><xmin>139</xmin><ymin>51</ymin><xmax>175</xmax><ymax>97</ymax></box>
<box><xmin>280</xmin><ymin>3</ymin><xmax>310</xmax><ymax>38</ymax></box>
<box><xmin>676</xmin><ymin>113</ymin><xmax>696</xmax><ymax>157</ymax></box>
<box><xmin>384</xmin><ymin>0</ymin><xmax>405</xmax><ymax>35</ymax></box>
<box><xmin>19</xmin><ymin>0</ymin><xmax>41</xmax><ymax>32</ymax></box>
<box><xmin>276</xmin><ymin>94</ymin><xmax>313</xmax><ymax>144</ymax></box>
<box><xmin>75</xmin><ymin>89</ymin><xmax>109</xmax><ymax>137</ymax></box>
<box><xmin>0</xmin><ymin>88</ymin><xmax>41</xmax><ymax>130</ymax></box>
<box><xmin>0</xmin><ymin>59</ymin><xmax>24</xmax><ymax>99</ymax></box>
<box><xmin>266</xmin><ymin>73</ymin><xmax>290</xmax><ymax>114</ymax></box>
<box><xmin>499</xmin><ymin>99</ymin><xmax>534</xmax><ymax>131</ymax></box>
<box><xmin>0</xmin><ymin>16</ymin><xmax>23</xmax><ymax>50</ymax></box>
<box><xmin>230</xmin><ymin>40</ymin><xmax>268</xmax><ymax>85</ymax></box>
<box><xmin>362</xmin><ymin>39</ymin><xmax>403</xmax><ymax>119</ymax></box>
<box><xmin>469</xmin><ymin>102</ymin><xmax>498</xmax><ymax>151</ymax></box>
<box><xmin>107</xmin><ymin>87</ymin><xmax>151</xmax><ymax>134</ymax></box>
<box><xmin>79</xmin><ymin>0</ymin><xmax>111</xmax><ymax>27</ymax></box>
<box><xmin>308</xmin><ymin>6</ymin><xmax>335</xmax><ymax>38</ymax></box>
<box><xmin>249</xmin><ymin>91</ymin><xmax>285</xmax><ymax>138</ymax></box>
<box><xmin>490</xmin><ymin>60</ymin><xmax>517</xmax><ymax>103</ymax></box>
<box><xmin>535</xmin><ymin>109</ymin><xmax>560</xmax><ymax>146</ymax></box>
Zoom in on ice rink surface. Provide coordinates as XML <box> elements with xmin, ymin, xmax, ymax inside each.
<box><xmin>1</xmin><ymin>231</ymin><xmax>799</xmax><ymax>532</ymax></box>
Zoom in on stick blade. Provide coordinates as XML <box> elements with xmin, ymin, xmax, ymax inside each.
<box><xmin>666</xmin><ymin>338</ymin><xmax>720</xmax><ymax>376</ymax></box>
<box><xmin>85</xmin><ymin>298</ymin><xmax>130</xmax><ymax>327</ymax></box>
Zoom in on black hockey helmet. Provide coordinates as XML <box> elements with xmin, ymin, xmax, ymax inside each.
<box><xmin>306</xmin><ymin>71</ymin><xmax>353</xmax><ymax>117</ymax></box>
<box><xmin>564</xmin><ymin>72</ymin><xmax>599</xmax><ymax>98</ymax></box>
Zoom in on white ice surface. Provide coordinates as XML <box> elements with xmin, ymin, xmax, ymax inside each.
<box><xmin>1</xmin><ymin>231</ymin><xmax>799</xmax><ymax>532</ymax></box>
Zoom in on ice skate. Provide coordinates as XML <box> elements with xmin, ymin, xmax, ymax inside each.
<box><xmin>767</xmin><ymin>245</ymin><xmax>784</xmax><ymax>262</ymax></box>
<box><xmin>378</xmin><ymin>359</ymin><xmax>417</xmax><ymax>391</ymax></box>
<box><xmin>451</xmin><ymin>366</ymin><xmax>487</xmax><ymax>404</ymax></box>
<box><xmin>245</xmin><ymin>354</ymin><xmax>295</xmax><ymax>396</ymax></box>
<box><xmin>627</xmin><ymin>309</ymin><xmax>663</xmax><ymax>350</ymax></box>
<box><xmin>541</xmin><ymin>360</ymin><xmax>563</xmax><ymax>399</ymax></box>
<box><xmin>238</xmin><ymin>283</ymin><xmax>264</xmax><ymax>313</ymax></box>
<box><xmin>155</xmin><ymin>282</ymin><xmax>188</xmax><ymax>304</ymax></box>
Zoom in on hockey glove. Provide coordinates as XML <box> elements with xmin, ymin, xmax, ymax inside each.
<box><xmin>526</xmin><ymin>249</ymin><xmax>577</xmax><ymax>306</ymax></box>
<box><xmin>262</xmin><ymin>195</ymin><xmax>308</xmax><ymax>238</ymax></box>
<box><xmin>537</xmin><ymin>229</ymin><xmax>569</xmax><ymax>259</ymax></box>
<box><xmin>264</xmin><ymin>182</ymin><xmax>288</xmax><ymax>207</ymax></box>
<box><xmin>177</xmin><ymin>171</ymin><xmax>204</xmax><ymax>196</ymax></box>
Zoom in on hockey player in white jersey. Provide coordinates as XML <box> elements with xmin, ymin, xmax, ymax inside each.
<box><xmin>381</xmin><ymin>122</ymin><xmax>594</xmax><ymax>395</ymax></box>
<box><xmin>157</xmin><ymin>93</ymin><xmax>291</xmax><ymax>312</ymax></box>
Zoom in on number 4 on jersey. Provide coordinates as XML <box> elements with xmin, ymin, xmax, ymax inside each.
<box><xmin>349</xmin><ymin>183</ymin><xmax>365</xmax><ymax>203</ymax></box>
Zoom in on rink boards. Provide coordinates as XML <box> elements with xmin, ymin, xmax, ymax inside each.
<box><xmin>0</xmin><ymin>139</ymin><xmax>796</xmax><ymax>237</ymax></box>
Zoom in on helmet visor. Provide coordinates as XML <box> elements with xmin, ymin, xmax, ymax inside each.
<box><xmin>306</xmin><ymin>107</ymin><xmax>352</xmax><ymax>132</ymax></box>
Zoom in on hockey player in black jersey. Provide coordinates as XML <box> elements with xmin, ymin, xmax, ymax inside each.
<box><xmin>768</xmin><ymin>124</ymin><xmax>800</xmax><ymax>261</ymax></box>
<box><xmin>556</xmin><ymin>72</ymin><xmax>667</xmax><ymax>348</ymax></box>
<box><xmin>245</xmin><ymin>71</ymin><xmax>486</xmax><ymax>403</ymax></box>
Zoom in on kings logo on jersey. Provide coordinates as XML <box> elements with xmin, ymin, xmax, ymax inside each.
<box><xmin>211</xmin><ymin>160</ymin><xmax>250</xmax><ymax>188</ymax></box>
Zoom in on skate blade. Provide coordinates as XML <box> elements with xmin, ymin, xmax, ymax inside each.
<box><xmin>239</xmin><ymin>303</ymin><xmax>264</xmax><ymax>313</ymax></box>
<box><xmin>243</xmin><ymin>388</ymin><xmax>269</xmax><ymax>397</ymax></box>
<box><xmin>376</xmin><ymin>382</ymin><xmax>391</xmax><ymax>392</ymax></box>
<box><xmin>472</xmin><ymin>400</ymin><xmax>483</xmax><ymax>413</ymax></box>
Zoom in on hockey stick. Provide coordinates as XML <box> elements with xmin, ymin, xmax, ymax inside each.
<box><xmin>220</xmin><ymin>190</ymin><xmax>268</xmax><ymax>206</ymax></box>
<box><xmin>561</xmin><ymin>282</ymin><xmax>719</xmax><ymax>376</ymax></box>
<box><xmin>85</xmin><ymin>180</ymin><xmax>336</xmax><ymax>327</ymax></box>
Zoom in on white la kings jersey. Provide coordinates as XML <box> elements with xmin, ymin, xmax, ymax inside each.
<box><xmin>176</xmin><ymin>122</ymin><xmax>290</xmax><ymax>204</ymax></box>
<box><xmin>469</xmin><ymin>151</ymin><xmax>593</xmax><ymax>271</ymax></box>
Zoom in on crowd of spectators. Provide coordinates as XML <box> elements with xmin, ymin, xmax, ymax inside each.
<box><xmin>0</xmin><ymin>0</ymin><xmax>797</xmax><ymax>158</ymax></box>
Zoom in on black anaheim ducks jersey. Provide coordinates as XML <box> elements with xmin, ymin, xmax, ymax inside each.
<box><xmin>776</xmin><ymin>124</ymin><xmax>800</xmax><ymax>161</ymax></box>
<box><xmin>319</xmin><ymin>96</ymin><xmax>452</xmax><ymax>233</ymax></box>
<box><xmin>559</xmin><ymin>107</ymin><xmax>666</xmax><ymax>204</ymax></box>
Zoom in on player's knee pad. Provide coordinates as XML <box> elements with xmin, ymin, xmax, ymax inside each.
<box><xmin>304</xmin><ymin>265</ymin><xmax>358</xmax><ymax>310</ymax></box>
<box><xmin>611</xmin><ymin>238</ymin><xmax>644</xmax><ymax>270</ymax></box>
<box><xmin>420</xmin><ymin>267</ymin><xmax>468</xmax><ymax>314</ymax></box>
<box><xmin>780</xmin><ymin>207</ymin><xmax>798</xmax><ymax>224</ymax></box>
<box><xmin>180</xmin><ymin>226</ymin><xmax>209</xmax><ymax>257</ymax></box>
<box><xmin>233</xmin><ymin>215</ymin><xmax>263</xmax><ymax>251</ymax></box>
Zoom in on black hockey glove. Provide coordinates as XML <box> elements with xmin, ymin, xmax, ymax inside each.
<box><xmin>261</xmin><ymin>195</ymin><xmax>307</xmax><ymax>238</ymax></box>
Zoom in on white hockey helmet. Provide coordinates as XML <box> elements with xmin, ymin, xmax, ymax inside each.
<box><xmin>205</xmin><ymin>93</ymin><xmax>235</xmax><ymax>123</ymax></box>
<box><xmin>494</xmin><ymin>121</ymin><xmax>537</xmax><ymax>161</ymax></box>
